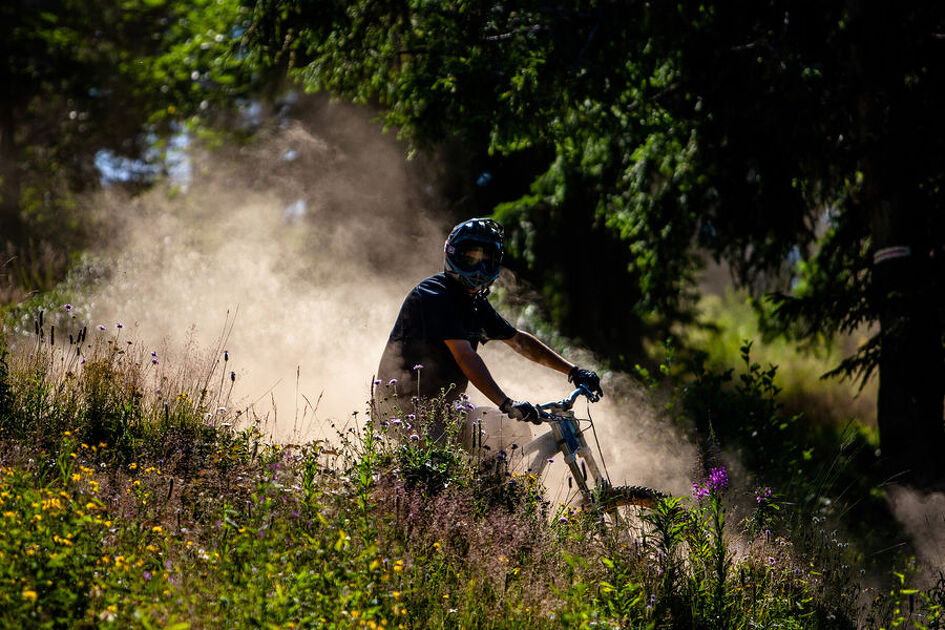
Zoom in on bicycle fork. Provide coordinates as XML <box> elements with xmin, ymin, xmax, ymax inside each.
<box><xmin>522</xmin><ymin>416</ymin><xmax>605</xmax><ymax>504</ymax></box>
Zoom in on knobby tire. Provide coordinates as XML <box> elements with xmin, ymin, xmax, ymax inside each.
<box><xmin>598</xmin><ymin>484</ymin><xmax>666</xmax><ymax>511</ymax></box>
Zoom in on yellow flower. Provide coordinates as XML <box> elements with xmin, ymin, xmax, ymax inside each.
<box><xmin>129</xmin><ymin>463</ymin><xmax>137</xmax><ymax>470</ymax></box>
<box><xmin>392</xmin><ymin>591</ymin><xmax>400</xmax><ymax>599</ymax></box>
<box><xmin>433</xmin><ymin>542</ymin><xmax>441</xmax><ymax>552</ymax></box>
<box><xmin>393</xmin><ymin>560</ymin><xmax>404</xmax><ymax>573</ymax></box>
<box><xmin>151</xmin><ymin>526</ymin><xmax>163</xmax><ymax>533</ymax></box>
<box><xmin>71</xmin><ymin>473</ymin><xmax>81</xmax><ymax>482</ymax></box>
<box><xmin>22</xmin><ymin>589</ymin><xmax>37</xmax><ymax>601</ymax></box>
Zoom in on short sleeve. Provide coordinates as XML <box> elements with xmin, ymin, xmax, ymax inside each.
<box><xmin>477</xmin><ymin>299</ymin><xmax>517</xmax><ymax>341</ymax></box>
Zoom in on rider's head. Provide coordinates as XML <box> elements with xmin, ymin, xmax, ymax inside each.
<box><xmin>444</xmin><ymin>217</ymin><xmax>504</xmax><ymax>294</ymax></box>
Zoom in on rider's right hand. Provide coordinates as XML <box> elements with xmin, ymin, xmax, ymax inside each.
<box><xmin>500</xmin><ymin>398</ymin><xmax>542</xmax><ymax>424</ymax></box>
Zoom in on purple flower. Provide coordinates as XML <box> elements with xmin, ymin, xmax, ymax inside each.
<box><xmin>151</xmin><ymin>358</ymin><xmax>159</xmax><ymax>365</ymax></box>
<box><xmin>143</xmin><ymin>571</ymin><xmax>152</xmax><ymax>581</ymax></box>
<box><xmin>97</xmin><ymin>325</ymin><xmax>106</xmax><ymax>331</ymax></box>
<box><xmin>754</xmin><ymin>486</ymin><xmax>772</xmax><ymax>503</ymax></box>
<box><xmin>115</xmin><ymin>323</ymin><xmax>123</xmax><ymax>329</ymax></box>
<box><xmin>63</xmin><ymin>304</ymin><xmax>73</xmax><ymax>311</ymax></box>
<box><xmin>373</xmin><ymin>379</ymin><xmax>382</xmax><ymax>385</ymax></box>
<box><xmin>151</xmin><ymin>351</ymin><xmax>158</xmax><ymax>357</ymax></box>
<box><xmin>407</xmin><ymin>414</ymin><xmax>416</xmax><ymax>422</ymax></box>
<box><xmin>412</xmin><ymin>364</ymin><xmax>423</xmax><ymax>371</ymax></box>
<box><xmin>409</xmin><ymin>434</ymin><xmax>419</xmax><ymax>441</ymax></box>
<box><xmin>708</xmin><ymin>466</ymin><xmax>729</xmax><ymax>491</ymax></box>
<box><xmin>390</xmin><ymin>418</ymin><xmax>402</xmax><ymax>426</ymax></box>
<box><xmin>692</xmin><ymin>466</ymin><xmax>729</xmax><ymax>499</ymax></box>
<box><xmin>387</xmin><ymin>378</ymin><xmax>398</xmax><ymax>386</ymax></box>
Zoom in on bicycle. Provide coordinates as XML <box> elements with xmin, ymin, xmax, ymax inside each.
<box><xmin>518</xmin><ymin>384</ymin><xmax>667</xmax><ymax>515</ymax></box>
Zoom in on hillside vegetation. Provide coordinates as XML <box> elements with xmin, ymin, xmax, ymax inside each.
<box><xmin>1</xmin><ymin>315</ymin><xmax>942</xmax><ymax>629</ymax></box>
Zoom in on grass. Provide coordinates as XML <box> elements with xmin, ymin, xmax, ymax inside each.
<box><xmin>1</xmin><ymin>310</ymin><xmax>943</xmax><ymax>628</ymax></box>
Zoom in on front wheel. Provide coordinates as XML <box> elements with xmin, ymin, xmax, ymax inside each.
<box><xmin>596</xmin><ymin>484</ymin><xmax>666</xmax><ymax>511</ymax></box>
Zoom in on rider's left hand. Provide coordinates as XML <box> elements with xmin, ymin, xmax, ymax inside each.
<box><xmin>568</xmin><ymin>366</ymin><xmax>603</xmax><ymax>398</ymax></box>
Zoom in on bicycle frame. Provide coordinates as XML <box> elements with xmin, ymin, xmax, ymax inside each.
<box><xmin>520</xmin><ymin>386</ymin><xmax>609</xmax><ymax>505</ymax></box>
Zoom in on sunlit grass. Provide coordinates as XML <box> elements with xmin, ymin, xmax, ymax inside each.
<box><xmin>679</xmin><ymin>289</ymin><xmax>877</xmax><ymax>425</ymax></box>
<box><xmin>0</xmin><ymin>314</ymin><xmax>940</xmax><ymax>629</ymax></box>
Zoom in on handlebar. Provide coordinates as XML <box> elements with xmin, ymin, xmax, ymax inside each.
<box><xmin>536</xmin><ymin>384</ymin><xmax>600</xmax><ymax>419</ymax></box>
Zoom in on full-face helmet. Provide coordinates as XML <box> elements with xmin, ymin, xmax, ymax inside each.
<box><xmin>444</xmin><ymin>217</ymin><xmax>504</xmax><ymax>293</ymax></box>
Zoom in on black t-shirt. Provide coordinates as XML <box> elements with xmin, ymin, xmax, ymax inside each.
<box><xmin>377</xmin><ymin>273</ymin><xmax>517</xmax><ymax>401</ymax></box>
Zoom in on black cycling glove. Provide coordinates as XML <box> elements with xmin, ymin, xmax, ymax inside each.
<box><xmin>568</xmin><ymin>366</ymin><xmax>603</xmax><ymax>397</ymax></box>
<box><xmin>500</xmin><ymin>398</ymin><xmax>542</xmax><ymax>425</ymax></box>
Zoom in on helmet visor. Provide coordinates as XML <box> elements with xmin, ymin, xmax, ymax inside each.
<box><xmin>454</xmin><ymin>243</ymin><xmax>500</xmax><ymax>272</ymax></box>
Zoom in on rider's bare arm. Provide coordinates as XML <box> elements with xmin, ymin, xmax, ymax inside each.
<box><xmin>444</xmin><ymin>339</ymin><xmax>510</xmax><ymax>406</ymax></box>
<box><xmin>503</xmin><ymin>331</ymin><xmax>574</xmax><ymax>375</ymax></box>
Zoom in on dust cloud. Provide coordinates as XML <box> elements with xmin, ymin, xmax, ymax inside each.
<box><xmin>77</xmin><ymin>98</ymin><xmax>445</xmax><ymax>441</ymax></box>
<box><xmin>64</xmin><ymin>96</ymin><xmax>696</xmax><ymax>494</ymax></box>
<box><xmin>887</xmin><ymin>486</ymin><xmax>945</xmax><ymax>582</ymax></box>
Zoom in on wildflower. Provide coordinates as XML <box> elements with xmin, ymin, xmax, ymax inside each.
<box><xmin>97</xmin><ymin>325</ymin><xmax>106</xmax><ymax>331</ymax></box>
<box><xmin>409</xmin><ymin>434</ymin><xmax>419</xmax><ymax>441</ymax></box>
<box><xmin>64</xmin><ymin>304</ymin><xmax>73</xmax><ymax>311</ymax></box>
<box><xmin>708</xmin><ymin>466</ymin><xmax>729</xmax><ymax>492</ymax></box>
<box><xmin>388</xmin><ymin>378</ymin><xmax>398</xmax><ymax>386</ymax></box>
<box><xmin>116</xmin><ymin>323</ymin><xmax>123</xmax><ymax>329</ymax></box>
<box><xmin>152</xmin><ymin>525</ymin><xmax>163</xmax><ymax>533</ymax></box>
<box><xmin>389</xmin><ymin>418</ymin><xmax>402</xmax><ymax>426</ymax></box>
<box><xmin>412</xmin><ymin>364</ymin><xmax>423</xmax><ymax>371</ymax></box>
<box><xmin>754</xmin><ymin>486</ymin><xmax>773</xmax><ymax>503</ymax></box>
<box><xmin>22</xmin><ymin>589</ymin><xmax>37</xmax><ymax>601</ymax></box>
<box><xmin>393</xmin><ymin>560</ymin><xmax>404</xmax><ymax>573</ymax></box>
<box><xmin>143</xmin><ymin>571</ymin><xmax>152</xmax><ymax>581</ymax></box>
<box><xmin>373</xmin><ymin>379</ymin><xmax>382</xmax><ymax>386</ymax></box>
<box><xmin>407</xmin><ymin>414</ymin><xmax>416</xmax><ymax>422</ymax></box>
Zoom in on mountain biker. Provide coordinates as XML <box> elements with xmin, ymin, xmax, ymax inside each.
<box><xmin>376</xmin><ymin>217</ymin><xmax>603</xmax><ymax>440</ymax></box>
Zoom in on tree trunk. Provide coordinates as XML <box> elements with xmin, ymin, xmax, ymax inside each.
<box><xmin>870</xmin><ymin>206</ymin><xmax>945</xmax><ymax>484</ymax></box>
<box><xmin>0</xmin><ymin>96</ymin><xmax>22</xmax><ymax>244</ymax></box>
<box><xmin>851</xmin><ymin>0</ymin><xmax>945</xmax><ymax>485</ymax></box>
